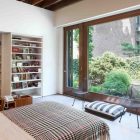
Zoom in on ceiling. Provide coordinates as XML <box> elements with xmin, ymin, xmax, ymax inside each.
<box><xmin>17</xmin><ymin>0</ymin><xmax>83</xmax><ymax>11</ymax></box>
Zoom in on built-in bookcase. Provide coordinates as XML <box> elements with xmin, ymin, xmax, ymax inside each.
<box><xmin>1</xmin><ymin>33</ymin><xmax>43</xmax><ymax>97</ymax></box>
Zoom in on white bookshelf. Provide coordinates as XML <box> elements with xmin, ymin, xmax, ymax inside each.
<box><xmin>11</xmin><ymin>34</ymin><xmax>43</xmax><ymax>96</ymax></box>
<box><xmin>0</xmin><ymin>33</ymin><xmax>43</xmax><ymax>97</ymax></box>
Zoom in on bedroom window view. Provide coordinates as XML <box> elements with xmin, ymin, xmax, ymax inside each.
<box><xmin>66</xmin><ymin>28</ymin><xmax>79</xmax><ymax>89</ymax></box>
<box><xmin>88</xmin><ymin>16</ymin><xmax>140</xmax><ymax>98</ymax></box>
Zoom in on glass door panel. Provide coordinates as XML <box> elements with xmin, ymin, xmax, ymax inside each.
<box><xmin>66</xmin><ymin>28</ymin><xmax>79</xmax><ymax>89</ymax></box>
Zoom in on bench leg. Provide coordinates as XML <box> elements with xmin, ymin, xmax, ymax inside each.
<box><xmin>136</xmin><ymin>109</ymin><xmax>139</xmax><ymax>129</ymax></box>
<box><xmin>119</xmin><ymin>108</ymin><xmax>126</xmax><ymax>123</ymax></box>
<box><xmin>72</xmin><ymin>97</ymin><xmax>76</xmax><ymax>106</ymax></box>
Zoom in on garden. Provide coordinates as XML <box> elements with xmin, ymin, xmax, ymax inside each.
<box><xmin>88</xmin><ymin>51</ymin><xmax>140</xmax><ymax>97</ymax></box>
<box><xmin>72</xmin><ymin>25</ymin><xmax>140</xmax><ymax>97</ymax></box>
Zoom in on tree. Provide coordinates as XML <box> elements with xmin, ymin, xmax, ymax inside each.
<box><xmin>88</xmin><ymin>26</ymin><xmax>94</xmax><ymax>61</ymax></box>
<box><xmin>121</xmin><ymin>42</ymin><xmax>140</xmax><ymax>57</ymax></box>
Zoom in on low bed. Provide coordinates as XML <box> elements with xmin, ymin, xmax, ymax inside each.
<box><xmin>1</xmin><ymin>101</ymin><xmax>110</xmax><ymax>140</ymax></box>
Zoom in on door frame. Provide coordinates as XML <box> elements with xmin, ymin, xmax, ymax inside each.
<box><xmin>63</xmin><ymin>24</ymin><xmax>85</xmax><ymax>94</ymax></box>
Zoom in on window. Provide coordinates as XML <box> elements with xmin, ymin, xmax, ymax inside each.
<box><xmin>88</xmin><ymin>16</ymin><xmax>140</xmax><ymax>97</ymax></box>
<box><xmin>64</xmin><ymin>10</ymin><xmax>140</xmax><ymax>98</ymax></box>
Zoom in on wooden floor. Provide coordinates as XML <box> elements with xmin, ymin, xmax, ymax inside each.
<box><xmin>33</xmin><ymin>94</ymin><xmax>140</xmax><ymax>140</ymax></box>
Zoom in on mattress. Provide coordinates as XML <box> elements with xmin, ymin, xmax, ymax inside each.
<box><xmin>2</xmin><ymin>101</ymin><xmax>110</xmax><ymax>140</ymax></box>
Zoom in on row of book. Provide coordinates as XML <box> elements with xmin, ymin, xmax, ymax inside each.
<box><xmin>12</xmin><ymin>67</ymin><xmax>41</xmax><ymax>73</ymax></box>
<box><xmin>12</xmin><ymin>81</ymin><xmax>41</xmax><ymax>89</ymax></box>
<box><xmin>12</xmin><ymin>74</ymin><xmax>40</xmax><ymax>82</ymax></box>
<box><xmin>12</xmin><ymin>54</ymin><xmax>40</xmax><ymax>60</ymax></box>
<box><xmin>12</xmin><ymin>47</ymin><xmax>40</xmax><ymax>53</ymax></box>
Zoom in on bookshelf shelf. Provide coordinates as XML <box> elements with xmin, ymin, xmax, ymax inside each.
<box><xmin>12</xmin><ymin>45</ymin><xmax>42</xmax><ymax>49</ymax></box>
<box><xmin>12</xmin><ymin>53</ymin><xmax>41</xmax><ymax>55</ymax></box>
<box><xmin>12</xmin><ymin>66</ymin><xmax>41</xmax><ymax>68</ymax></box>
<box><xmin>12</xmin><ymin>72</ymin><xmax>42</xmax><ymax>74</ymax></box>
<box><xmin>12</xmin><ymin>59</ymin><xmax>41</xmax><ymax>62</ymax></box>
<box><xmin>12</xmin><ymin>39</ymin><xmax>42</xmax><ymax>44</ymax></box>
<box><xmin>12</xmin><ymin>87</ymin><xmax>41</xmax><ymax>92</ymax></box>
<box><xmin>12</xmin><ymin>79</ymin><xmax>41</xmax><ymax>83</ymax></box>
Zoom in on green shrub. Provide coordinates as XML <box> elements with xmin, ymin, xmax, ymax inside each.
<box><xmin>89</xmin><ymin>52</ymin><xmax>128</xmax><ymax>84</ymax></box>
<box><xmin>103</xmin><ymin>69</ymin><xmax>131</xmax><ymax>96</ymax></box>
<box><xmin>126</xmin><ymin>56</ymin><xmax>140</xmax><ymax>80</ymax></box>
<box><xmin>89</xmin><ymin>85</ymin><xmax>103</xmax><ymax>93</ymax></box>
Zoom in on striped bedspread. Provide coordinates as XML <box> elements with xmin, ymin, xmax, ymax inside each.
<box><xmin>3</xmin><ymin>102</ymin><xmax>110</xmax><ymax>140</ymax></box>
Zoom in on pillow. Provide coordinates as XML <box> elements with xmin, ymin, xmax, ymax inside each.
<box><xmin>85</xmin><ymin>101</ymin><xmax>126</xmax><ymax>120</ymax></box>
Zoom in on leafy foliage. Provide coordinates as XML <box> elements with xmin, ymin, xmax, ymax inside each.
<box><xmin>73</xmin><ymin>59</ymin><xmax>79</xmax><ymax>79</ymax></box>
<box><xmin>88</xmin><ymin>85</ymin><xmax>103</xmax><ymax>93</ymax></box>
<box><xmin>126</xmin><ymin>56</ymin><xmax>140</xmax><ymax>80</ymax></box>
<box><xmin>89</xmin><ymin>52</ymin><xmax>128</xmax><ymax>84</ymax></box>
<box><xmin>103</xmin><ymin>70</ymin><xmax>131</xmax><ymax>95</ymax></box>
<box><xmin>88</xmin><ymin>26</ymin><xmax>94</xmax><ymax>61</ymax></box>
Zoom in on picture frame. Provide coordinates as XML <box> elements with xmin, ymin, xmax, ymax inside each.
<box><xmin>17</xmin><ymin>62</ymin><xmax>23</xmax><ymax>67</ymax></box>
<box><xmin>27</xmin><ymin>55</ymin><xmax>30</xmax><ymax>60</ymax></box>
<box><xmin>30</xmin><ymin>43</ymin><xmax>37</xmax><ymax>47</ymax></box>
<box><xmin>23</xmin><ymin>48</ymin><xmax>29</xmax><ymax>53</ymax></box>
<box><xmin>13</xmin><ymin>75</ymin><xmax>19</xmax><ymax>82</ymax></box>
<box><xmin>22</xmin><ymin>82</ymin><xmax>28</xmax><ymax>88</ymax></box>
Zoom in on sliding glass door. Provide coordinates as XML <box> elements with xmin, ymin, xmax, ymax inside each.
<box><xmin>63</xmin><ymin>25</ymin><xmax>83</xmax><ymax>93</ymax></box>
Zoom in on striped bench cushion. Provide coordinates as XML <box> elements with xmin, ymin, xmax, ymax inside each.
<box><xmin>85</xmin><ymin>101</ymin><xmax>126</xmax><ymax>119</ymax></box>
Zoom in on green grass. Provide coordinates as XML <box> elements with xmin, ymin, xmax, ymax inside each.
<box><xmin>88</xmin><ymin>85</ymin><xmax>103</xmax><ymax>93</ymax></box>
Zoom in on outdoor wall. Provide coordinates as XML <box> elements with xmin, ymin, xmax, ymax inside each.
<box><xmin>93</xmin><ymin>17</ymin><xmax>136</xmax><ymax>57</ymax></box>
<box><xmin>0</xmin><ymin>0</ymin><xmax>57</xmax><ymax>96</ymax></box>
<box><xmin>55</xmin><ymin>0</ymin><xmax>140</xmax><ymax>94</ymax></box>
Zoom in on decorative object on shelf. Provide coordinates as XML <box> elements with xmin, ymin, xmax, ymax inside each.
<box><xmin>23</xmin><ymin>48</ymin><xmax>29</xmax><ymax>53</ymax></box>
<box><xmin>22</xmin><ymin>81</ymin><xmax>28</xmax><ymax>88</ymax></box>
<box><xmin>27</xmin><ymin>55</ymin><xmax>30</xmax><ymax>60</ymax></box>
<box><xmin>16</xmin><ymin>55</ymin><xmax>23</xmax><ymax>60</ymax></box>
<box><xmin>29</xmin><ymin>48</ymin><xmax>36</xmax><ymax>53</ymax></box>
<box><xmin>12</xmin><ymin>68</ymin><xmax>17</xmax><ymax>73</ymax></box>
<box><xmin>38</xmin><ymin>68</ymin><xmax>41</xmax><ymax>73</ymax></box>
<box><xmin>12</xmin><ymin>47</ymin><xmax>20</xmax><ymax>53</ymax></box>
<box><xmin>30</xmin><ymin>43</ymin><xmax>37</xmax><ymax>47</ymax></box>
<box><xmin>17</xmin><ymin>62</ymin><xmax>23</xmax><ymax>67</ymax></box>
<box><xmin>13</xmin><ymin>75</ymin><xmax>19</xmax><ymax>82</ymax></box>
<box><xmin>38</xmin><ymin>82</ymin><xmax>41</xmax><ymax>87</ymax></box>
<box><xmin>12</xmin><ymin>62</ymin><xmax>16</xmax><ymax>67</ymax></box>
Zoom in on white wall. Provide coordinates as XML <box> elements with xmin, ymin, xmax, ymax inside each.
<box><xmin>0</xmin><ymin>0</ymin><xmax>57</xmax><ymax>96</ymax></box>
<box><xmin>55</xmin><ymin>0</ymin><xmax>140</xmax><ymax>94</ymax></box>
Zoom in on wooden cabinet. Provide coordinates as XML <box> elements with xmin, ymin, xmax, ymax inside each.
<box><xmin>0</xmin><ymin>98</ymin><xmax>4</xmax><ymax>111</ymax></box>
<box><xmin>15</xmin><ymin>95</ymin><xmax>32</xmax><ymax>107</ymax></box>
